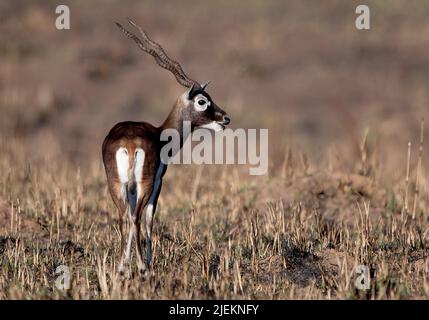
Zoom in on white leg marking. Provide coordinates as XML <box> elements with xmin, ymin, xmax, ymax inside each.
<box><xmin>145</xmin><ymin>204</ymin><xmax>154</xmax><ymax>232</ymax></box>
<box><xmin>119</xmin><ymin>228</ymin><xmax>133</xmax><ymax>272</ymax></box>
<box><xmin>145</xmin><ymin>203</ymin><xmax>154</xmax><ymax>266</ymax></box>
<box><xmin>125</xmin><ymin>228</ymin><xmax>133</xmax><ymax>260</ymax></box>
<box><xmin>119</xmin><ymin>227</ymin><xmax>134</xmax><ymax>272</ymax></box>
<box><xmin>145</xmin><ymin>163</ymin><xmax>166</xmax><ymax>267</ymax></box>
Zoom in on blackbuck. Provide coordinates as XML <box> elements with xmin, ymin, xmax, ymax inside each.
<box><xmin>102</xmin><ymin>20</ymin><xmax>230</xmax><ymax>277</ymax></box>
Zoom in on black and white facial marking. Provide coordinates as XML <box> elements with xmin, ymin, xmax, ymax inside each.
<box><xmin>193</xmin><ymin>93</ymin><xmax>211</xmax><ymax>112</ymax></box>
<box><xmin>184</xmin><ymin>83</ymin><xmax>231</xmax><ymax>132</ymax></box>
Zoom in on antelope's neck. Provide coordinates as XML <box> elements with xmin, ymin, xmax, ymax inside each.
<box><xmin>159</xmin><ymin>106</ymin><xmax>190</xmax><ymax>149</ymax></box>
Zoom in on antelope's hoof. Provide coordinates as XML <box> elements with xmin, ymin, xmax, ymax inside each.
<box><xmin>138</xmin><ymin>267</ymin><xmax>151</xmax><ymax>280</ymax></box>
<box><xmin>119</xmin><ymin>268</ymin><xmax>133</xmax><ymax>281</ymax></box>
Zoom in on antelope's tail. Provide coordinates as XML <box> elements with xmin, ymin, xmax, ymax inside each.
<box><xmin>126</xmin><ymin>156</ymin><xmax>137</xmax><ymax>217</ymax></box>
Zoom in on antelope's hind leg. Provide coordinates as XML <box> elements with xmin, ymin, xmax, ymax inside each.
<box><xmin>108</xmin><ymin>181</ymin><xmax>131</xmax><ymax>278</ymax></box>
<box><xmin>145</xmin><ymin>163</ymin><xmax>166</xmax><ymax>272</ymax></box>
<box><xmin>129</xmin><ymin>148</ymin><xmax>150</xmax><ymax>278</ymax></box>
<box><xmin>132</xmin><ymin>195</ymin><xmax>147</xmax><ymax>277</ymax></box>
<box><xmin>118</xmin><ymin>185</ymin><xmax>134</xmax><ymax>277</ymax></box>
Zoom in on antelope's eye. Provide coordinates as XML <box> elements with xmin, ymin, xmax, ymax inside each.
<box><xmin>194</xmin><ymin>94</ymin><xmax>210</xmax><ymax>111</ymax></box>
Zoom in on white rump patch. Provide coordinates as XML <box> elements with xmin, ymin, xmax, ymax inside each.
<box><xmin>134</xmin><ymin>148</ymin><xmax>145</xmax><ymax>182</ymax></box>
<box><xmin>200</xmin><ymin>121</ymin><xmax>224</xmax><ymax>132</ymax></box>
<box><xmin>193</xmin><ymin>94</ymin><xmax>210</xmax><ymax>112</ymax></box>
<box><xmin>116</xmin><ymin>147</ymin><xmax>145</xmax><ymax>203</ymax></box>
<box><xmin>134</xmin><ymin>148</ymin><xmax>145</xmax><ymax>199</ymax></box>
<box><xmin>116</xmin><ymin>148</ymin><xmax>129</xmax><ymax>184</ymax></box>
<box><xmin>116</xmin><ymin>147</ymin><xmax>129</xmax><ymax>203</ymax></box>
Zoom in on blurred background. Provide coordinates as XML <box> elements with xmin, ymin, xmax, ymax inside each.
<box><xmin>1</xmin><ymin>0</ymin><xmax>429</xmax><ymax>179</ymax></box>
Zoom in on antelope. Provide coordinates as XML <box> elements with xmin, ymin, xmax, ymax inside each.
<box><xmin>102</xmin><ymin>19</ymin><xmax>231</xmax><ymax>277</ymax></box>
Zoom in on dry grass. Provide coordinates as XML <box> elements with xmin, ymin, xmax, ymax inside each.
<box><xmin>1</xmin><ymin>0</ymin><xmax>429</xmax><ymax>300</ymax></box>
<box><xmin>1</xmin><ymin>130</ymin><xmax>429</xmax><ymax>299</ymax></box>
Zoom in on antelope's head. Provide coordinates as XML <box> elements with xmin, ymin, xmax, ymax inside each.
<box><xmin>115</xmin><ymin>19</ymin><xmax>230</xmax><ymax>132</ymax></box>
<box><xmin>181</xmin><ymin>83</ymin><xmax>230</xmax><ymax>132</ymax></box>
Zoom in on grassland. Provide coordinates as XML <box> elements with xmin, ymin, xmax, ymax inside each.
<box><xmin>1</xmin><ymin>0</ymin><xmax>429</xmax><ymax>299</ymax></box>
<box><xmin>1</xmin><ymin>128</ymin><xmax>428</xmax><ymax>299</ymax></box>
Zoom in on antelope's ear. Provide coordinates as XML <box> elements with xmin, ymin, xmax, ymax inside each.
<box><xmin>187</xmin><ymin>83</ymin><xmax>199</xmax><ymax>100</ymax></box>
<box><xmin>201</xmin><ymin>81</ymin><xmax>210</xmax><ymax>91</ymax></box>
